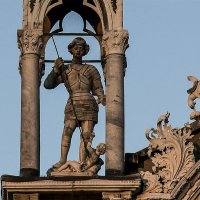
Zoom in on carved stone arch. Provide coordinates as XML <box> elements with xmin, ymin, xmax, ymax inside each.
<box><xmin>31</xmin><ymin>0</ymin><xmax>117</xmax><ymax>34</ymax></box>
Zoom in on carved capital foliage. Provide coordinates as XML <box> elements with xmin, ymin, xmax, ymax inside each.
<box><xmin>140</xmin><ymin>113</ymin><xmax>195</xmax><ymax>195</ymax></box>
<box><xmin>17</xmin><ymin>29</ymin><xmax>43</xmax><ymax>55</ymax></box>
<box><xmin>187</xmin><ymin>76</ymin><xmax>200</xmax><ymax>121</ymax></box>
<box><xmin>102</xmin><ymin>30</ymin><xmax>129</xmax><ymax>56</ymax></box>
<box><xmin>102</xmin><ymin>191</ymin><xmax>132</xmax><ymax>200</ymax></box>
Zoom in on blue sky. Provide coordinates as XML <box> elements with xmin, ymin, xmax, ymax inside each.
<box><xmin>0</xmin><ymin>0</ymin><xmax>200</xmax><ymax>176</ymax></box>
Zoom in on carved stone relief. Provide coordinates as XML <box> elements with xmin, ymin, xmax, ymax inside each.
<box><xmin>17</xmin><ymin>29</ymin><xmax>43</xmax><ymax>55</ymax></box>
<box><xmin>102</xmin><ymin>30</ymin><xmax>129</xmax><ymax>56</ymax></box>
<box><xmin>187</xmin><ymin>76</ymin><xmax>200</xmax><ymax>120</ymax></box>
<box><xmin>139</xmin><ymin>113</ymin><xmax>195</xmax><ymax>196</ymax></box>
<box><xmin>102</xmin><ymin>191</ymin><xmax>132</xmax><ymax>200</ymax></box>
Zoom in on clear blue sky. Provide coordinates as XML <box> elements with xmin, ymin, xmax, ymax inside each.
<box><xmin>0</xmin><ymin>0</ymin><xmax>200</xmax><ymax>176</ymax></box>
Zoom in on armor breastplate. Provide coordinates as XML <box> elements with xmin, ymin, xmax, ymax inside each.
<box><xmin>63</xmin><ymin>64</ymin><xmax>91</xmax><ymax>94</ymax></box>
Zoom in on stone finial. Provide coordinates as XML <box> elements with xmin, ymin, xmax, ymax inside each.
<box><xmin>187</xmin><ymin>76</ymin><xmax>200</xmax><ymax>120</ymax></box>
<box><xmin>17</xmin><ymin>29</ymin><xmax>43</xmax><ymax>55</ymax></box>
<box><xmin>102</xmin><ymin>30</ymin><xmax>129</xmax><ymax>56</ymax></box>
<box><xmin>140</xmin><ymin>113</ymin><xmax>195</xmax><ymax>194</ymax></box>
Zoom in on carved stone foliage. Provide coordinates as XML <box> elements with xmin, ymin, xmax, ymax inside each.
<box><xmin>17</xmin><ymin>29</ymin><xmax>43</xmax><ymax>55</ymax></box>
<box><xmin>141</xmin><ymin>113</ymin><xmax>195</xmax><ymax>194</ymax></box>
<box><xmin>187</xmin><ymin>76</ymin><xmax>200</xmax><ymax>120</ymax></box>
<box><xmin>102</xmin><ymin>30</ymin><xmax>129</xmax><ymax>56</ymax></box>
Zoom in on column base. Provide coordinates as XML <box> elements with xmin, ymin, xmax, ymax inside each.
<box><xmin>20</xmin><ymin>168</ymin><xmax>39</xmax><ymax>177</ymax></box>
<box><xmin>106</xmin><ymin>169</ymin><xmax>124</xmax><ymax>176</ymax></box>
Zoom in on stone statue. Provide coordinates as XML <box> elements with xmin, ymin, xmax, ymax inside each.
<box><xmin>44</xmin><ymin>37</ymin><xmax>106</xmax><ymax>169</ymax></box>
<box><xmin>55</xmin><ymin>133</ymin><xmax>106</xmax><ymax>176</ymax></box>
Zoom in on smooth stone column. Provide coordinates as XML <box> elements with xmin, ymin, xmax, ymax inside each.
<box><xmin>20</xmin><ymin>54</ymin><xmax>40</xmax><ymax>177</ymax></box>
<box><xmin>105</xmin><ymin>54</ymin><xmax>125</xmax><ymax>175</ymax></box>
<box><xmin>18</xmin><ymin>29</ymin><xmax>42</xmax><ymax>177</ymax></box>
<box><xmin>102</xmin><ymin>30</ymin><xmax>129</xmax><ymax>176</ymax></box>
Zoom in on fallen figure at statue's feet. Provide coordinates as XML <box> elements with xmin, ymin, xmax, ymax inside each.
<box><xmin>48</xmin><ymin>142</ymin><xmax>106</xmax><ymax>176</ymax></box>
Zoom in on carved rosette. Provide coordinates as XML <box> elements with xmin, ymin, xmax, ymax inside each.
<box><xmin>102</xmin><ymin>30</ymin><xmax>129</xmax><ymax>56</ymax></box>
<box><xmin>141</xmin><ymin>113</ymin><xmax>195</xmax><ymax>194</ymax></box>
<box><xmin>17</xmin><ymin>29</ymin><xmax>43</xmax><ymax>55</ymax></box>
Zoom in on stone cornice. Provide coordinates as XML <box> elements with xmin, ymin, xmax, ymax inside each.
<box><xmin>17</xmin><ymin>29</ymin><xmax>43</xmax><ymax>55</ymax></box>
<box><xmin>102</xmin><ymin>30</ymin><xmax>129</xmax><ymax>56</ymax></box>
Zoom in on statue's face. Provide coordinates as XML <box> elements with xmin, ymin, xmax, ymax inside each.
<box><xmin>71</xmin><ymin>43</ymin><xmax>85</xmax><ymax>58</ymax></box>
<box><xmin>96</xmin><ymin>144</ymin><xmax>106</xmax><ymax>155</ymax></box>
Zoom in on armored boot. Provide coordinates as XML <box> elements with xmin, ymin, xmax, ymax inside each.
<box><xmin>79</xmin><ymin>132</ymin><xmax>90</xmax><ymax>163</ymax></box>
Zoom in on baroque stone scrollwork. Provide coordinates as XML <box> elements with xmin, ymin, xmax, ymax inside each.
<box><xmin>187</xmin><ymin>76</ymin><xmax>200</xmax><ymax>120</ymax></box>
<box><xmin>17</xmin><ymin>29</ymin><xmax>43</xmax><ymax>55</ymax></box>
<box><xmin>140</xmin><ymin>113</ymin><xmax>195</xmax><ymax>194</ymax></box>
<box><xmin>102</xmin><ymin>30</ymin><xmax>129</xmax><ymax>56</ymax></box>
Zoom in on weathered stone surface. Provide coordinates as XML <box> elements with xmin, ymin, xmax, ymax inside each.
<box><xmin>102</xmin><ymin>30</ymin><xmax>129</xmax><ymax>176</ymax></box>
<box><xmin>102</xmin><ymin>191</ymin><xmax>132</xmax><ymax>200</ymax></box>
<box><xmin>13</xmin><ymin>193</ymin><xmax>39</xmax><ymax>200</ymax></box>
<box><xmin>2</xmin><ymin>176</ymin><xmax>141</xmax><ymax>200</ymax></box>
<box><xmin>18</xmin><ymin>30</ymin><xmax>42</xmax><ymax>176</ymax></box>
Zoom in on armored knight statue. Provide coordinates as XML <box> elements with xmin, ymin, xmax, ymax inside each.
<box><xmin>44</xmin><ymin>37</ymin><xmax>106</xmax><ymax>169</ymax></box>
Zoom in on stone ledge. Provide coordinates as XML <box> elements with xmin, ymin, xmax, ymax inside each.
<box><xmin>2</xmin><ymin>175</ymin><xmax>141</xmax><ymax>200</ymax></box>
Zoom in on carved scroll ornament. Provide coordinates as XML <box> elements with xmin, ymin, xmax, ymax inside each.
<box><xmin>187</xmin><ymin>76</ymin><xmax>200</xmax><ymax>120</ymax></box>
<box><xmin>141</xmin><ymin>113</ymin><xmax>195</xmax><ymax>194</ymax></box>
<box><xmin>102</xmin><ymin>30</ymin><xmax>129</xmax><ymax>56</ymax></box>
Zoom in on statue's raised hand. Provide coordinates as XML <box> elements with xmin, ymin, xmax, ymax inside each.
<box><xmin>54</xmin><ymin>57</ymin><xmax>64</xmax><ymax>74</ymax></box>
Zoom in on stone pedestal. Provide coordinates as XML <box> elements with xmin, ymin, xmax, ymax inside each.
<box><xmin>1</xmin><ymin>175</ymin><xmax>141</xmax><ymax>200</ymax></box>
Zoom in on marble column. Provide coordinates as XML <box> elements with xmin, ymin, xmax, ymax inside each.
<box><xmin>102</xmin><ymin>30</ymin><xmax>129</xmax><ymax>176</ymax></box>
<box><xmin>17</xmin><ymin>29</ymin><xmax>43</xmax><ymax>177</ymax></box>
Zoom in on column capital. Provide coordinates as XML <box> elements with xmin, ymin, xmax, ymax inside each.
<box><xmin>102</xmin><ymin>191</ymin><xmax>132</xmax><ymax>200</ymax></box>
<box><xmin>102</xmin><ymin>30</ymin><xmax>129</xmax><ymax>56</ymax></box>
<box><xmin>17</xmin><ymin>29</ymin><xmax>43</xmax><ymax>55</ymax></box>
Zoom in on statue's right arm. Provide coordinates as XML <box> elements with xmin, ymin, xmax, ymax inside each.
<box><xmin>44</xmin><ymin>69</ymin><xmax>63</xmax><ymax>89</ymax></box>
<box><xmin>44</xmin><ymin>58</ymin><xmax>65</xmax><ymax>89</ymax></box>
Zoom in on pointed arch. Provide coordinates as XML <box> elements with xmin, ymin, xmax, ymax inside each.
<box><xmin>29</xmin><ymin>0</ymin><xmax>117</xmax><ymax>33</ymax></box>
